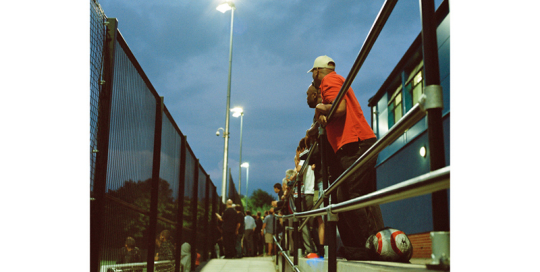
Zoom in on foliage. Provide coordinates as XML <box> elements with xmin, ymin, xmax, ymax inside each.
<box><xmin>98</xmin><ymin>177</ymin><xmax>219</xmax><ymax>258</ymax></box>
<box><xmin>240</xmin><ymin>189</ymin><xmax>275</xmax><ymax>215</ymax></box>
<box><xmin>102</xmin><ymin>178</ymin><xmax>178</xmax><ymax>250</ymax></box>
<box><xmin>249</xmin><ymin>189</ymin><xmax>275</xmax><ymax>208</ymax></box>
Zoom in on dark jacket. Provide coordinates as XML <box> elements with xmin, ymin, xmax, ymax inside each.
<box><xmin>117</xmin><ymin>247</ymin><xmax>142</xmax><ymax>264</ymax></box>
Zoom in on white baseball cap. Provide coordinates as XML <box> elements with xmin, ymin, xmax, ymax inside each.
<box><xmin>307</xmin><ymin>55</ymin><xmax>335</xmax><ymax>73</ymax></box>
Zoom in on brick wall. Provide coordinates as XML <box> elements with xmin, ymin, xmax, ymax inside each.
<box><xmin>408</xmin><ymin>232</ymin><xmax>431</xmax><ymax>258</ymax></box>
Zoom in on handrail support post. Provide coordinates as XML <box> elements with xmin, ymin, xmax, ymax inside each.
<box><xmin>419</xmin><ymin>85</ymin><xmax>443</xmax><ymax>112</ymax></box>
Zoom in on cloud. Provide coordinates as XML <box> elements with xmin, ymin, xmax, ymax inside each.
<box><xmin>97</xmin><ymin>0</ymin><xmax>445</xmax><ymax>198</ymax></box>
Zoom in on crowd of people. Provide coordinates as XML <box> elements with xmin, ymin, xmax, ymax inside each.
<box><xmin>115</xmin><ymin>230</ymin><xmax>198</xmax><ymax>272</ymax></box>
<box><xmin>214</xmin><ymin>199</ymin><xmax>277</xmax><ymax>259</ymax></box>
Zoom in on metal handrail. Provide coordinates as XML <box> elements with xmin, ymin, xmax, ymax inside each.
<box><xmin>326</xmin><ymin>0</ymin><xmax>398</xmax><ymax>122</ymax></box>
<box><xmin>273</xmin><ymin>235</ymin><xmax>300</xmax><ymax>272</ymax></box>
<box><xmin>274</xmin><ymin>2</ymin><xmax>449</xmax><ymax>271</ymax></box>
<box><xmin>99</xmin><ymin>260</ymin><xmax>175</xmax><ymax>272</ymax></box>
<box><xmin>278</xmin><ymin>142</ymin><xmax>317</xmax><ymax>213</ymax></box>
<box><xmin>294</xmin><ymin>0</ymin><xmax>401</xmax><ymax>230</ymax></box>
<box><xmin>288</xmin><ymin>142</ymin><xmax>317</xmax><ymax>189</ymax></box>
<box><xmin>278</xmin><ymin>166</ymin><xmax>449</xmax><ymax>220</ymax></box>
<box><xmin>298</xmin><ymin>102</ymin><xmax>426</xmax><ymax>230</ymax></box>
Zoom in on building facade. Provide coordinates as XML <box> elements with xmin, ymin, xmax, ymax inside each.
<box><xmin>368</xmin><ymin>0</ymin><xmax>450</xmax><ymax>258</ymax></box>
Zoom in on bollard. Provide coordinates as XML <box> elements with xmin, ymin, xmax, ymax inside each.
<box><xmin>426</xmin><ymin>231</ymin><xmax>450</xmax><ymax>271</ymax></box>
<box><xmin>430</xmin><ymin>231</ymin><xmax>450</xmax><ymax>265</ymax></box>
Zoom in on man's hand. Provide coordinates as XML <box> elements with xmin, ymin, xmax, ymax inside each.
<box><xmin>315</xmin><ymin>103</ymin><xmax>329</xmax><ymax>127</ymax></box>
<box><xmin>318</xmin><ymin>114</ymin><xmax>328</xmax><ymax>127</ymax></box>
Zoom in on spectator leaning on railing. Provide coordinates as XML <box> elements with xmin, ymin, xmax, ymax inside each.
<box><xmin>309</xmin><ymin>55</ymin><xmax>385</xmax><ymax>260</ymax></box>
<box><xmin>296</xmin><ymin>137</ymin><xmax>317</xmax><ymax>257</ymax></box>
<box><xmin>305</xmin><ymin>83</ymin><xmax>329</xmax><ymax>257</ymax></box>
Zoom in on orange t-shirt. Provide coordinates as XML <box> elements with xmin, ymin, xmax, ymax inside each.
<box><xmin>320</xmin><ymin>71</ymin><xmax>376</xmax><ymax>153</ymax></box>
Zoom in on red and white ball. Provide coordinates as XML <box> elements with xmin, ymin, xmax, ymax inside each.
<box><xmin>365</xmin><ymin>228</ymin><xmax>413</xmax><ymax>262</ymax></box>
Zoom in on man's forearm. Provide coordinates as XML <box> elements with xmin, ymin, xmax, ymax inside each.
<box><xmin>316</xmin><ymin>100</ymin><xmax>346</xmax><ymax>117</ymax></box>
<box><xmin>307</xmin><ymin>122</ymin><xmax>319</xmax><ymax>137</ymax></box>
<box><xmin>315</xmin><ymin>103</ymin><xmax>332</xmax><ymax>115</ymax></box>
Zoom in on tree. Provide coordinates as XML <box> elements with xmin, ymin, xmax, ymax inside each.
<box><xmin>102</xmin><ymin>178</ymin><xmax>177</xmax><ymax>251</ymax></box>
<box><xmin>249</xmin><ymin>189</ymin><xmax>275</xmax><ymax>210</ymax></box>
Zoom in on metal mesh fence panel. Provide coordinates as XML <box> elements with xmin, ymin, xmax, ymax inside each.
<box><xmin>91</xmin><ymin>1</ymin><xmax>220</xmax><ymax>269</ymax></box>
<box><xmin>182</xmin><ymin>147</ymin><xmax>196</xmax><ymax>243</ymax></box>
<box><xmin>105</xmin><ymin>37</ymin><xmax>157</xmax><ymax>196</ymax></box>
<box><xmin>158</xmin><ymin>111</ymin><xmax>183</xmax><ymax>223</ymax></box>
<box><xmin>100</xmin><ymin>199</ymin><xmax>150</xmax><ymax>265</ymax></box>
<box><xmin>196</xmin><ymin>167</ymin><xmax>207</xmax><ymax>255</ymax></box>
<box><xmin>100</xmin><ymin>35</ymin><xmax>158</xmax><ymax>267</ymax></box>
<box><xmin>90</xmin><ymin>0</ymin><xmax>106</xmax><ymax>193</ymax></box>
<box><xmin>228</xmin><ymin>173</ymin><xmax>242</xmax><ymax>209</ymax></box>
<box><xmin>208</xmin><ymin>184</ymin><xmax>217</xmax><ymax>258</ymax></box>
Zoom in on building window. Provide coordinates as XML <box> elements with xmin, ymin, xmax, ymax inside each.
<box><xmin>388</xmin><ymin>85</ymin><xmax>402</xmax><ymax>128</ymax></box>
<box><xmin>404</xmin><ymin>61</ymin><xmax>424</xmax><ymax>108</ymax></box>
<box><xmin>371</xmin><ymin>104</ymin><xmax>378</xmax><ymax>137</ymax></box>
<box><xmin>409</xmin><ymin>70</ymin><xmax>424</xmax><ymax>105</ymax></box>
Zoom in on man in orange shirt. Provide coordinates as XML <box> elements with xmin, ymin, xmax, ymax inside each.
<box><xmin>309</xmin><ymin>55</ymin><xmax>384</xmax><ymax>258</ymax></box>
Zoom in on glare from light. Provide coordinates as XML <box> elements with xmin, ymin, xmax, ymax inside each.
<box><xmin>419</xmin><ymin>146</ymin><xmax>427</xmax><ymax>157</ymax></box>
<box><xmin>216</xmin><ymin>2</ymin><xmax>233</xmax><ymax>13</ymax></box>
<box><xmin>231</xmin><ymin>107</ymin><xmax>243</xmax><ymax>117</ymax></box>
<box><xmin>414</xmin><ymin>71</ymin><xmax>423</xmax><ymax>85</ymax></box>
<box><xmin>241</xmin><ymin>162</ymin><xmax>249</xmax><ymax>168</ymax></box>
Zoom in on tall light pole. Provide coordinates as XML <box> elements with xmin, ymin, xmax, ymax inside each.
<box><xmin>231</xmin><ymin>107</ymin><xmax>244</xmax><ymax>195</ymax></box>
<box><xmin>217</xmin><ymin>1</ymin><xmax>236</xmax><ymax>204</ymax></box>
<box><xmin>241</xmin><ymin>162</ymin><xmax>249</xmax><ymax>210</ymax></box>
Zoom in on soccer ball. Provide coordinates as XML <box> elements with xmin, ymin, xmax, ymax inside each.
<box><xmin>365</xmin><ymin>228</ymin><xmax>413</xmax><ymax>262</ymax></box>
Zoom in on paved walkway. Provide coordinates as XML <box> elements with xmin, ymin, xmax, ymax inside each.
<box><xmin>200</xmin><ymin>256</ymin><xmax>276</xmax><ymax>272</ymax></box>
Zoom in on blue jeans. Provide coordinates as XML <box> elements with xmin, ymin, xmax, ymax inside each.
<box><xmin>235</xmin><ymin>232</ymin><xmax>244</xmax><ymax>258</ymax></box>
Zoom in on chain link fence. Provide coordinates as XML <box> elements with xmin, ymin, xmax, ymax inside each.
<box><xmin>90</xmin><ymin>0</ymin><xmax>107</xmax><ymax>193</ymax></box>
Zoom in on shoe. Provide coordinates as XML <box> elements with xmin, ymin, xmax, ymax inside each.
<box><xmin>305</xmin><ymin>253</ymin><xmax>319</xmax><ymax>259</ymax></box>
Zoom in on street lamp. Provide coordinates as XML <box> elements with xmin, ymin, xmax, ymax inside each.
<box><xmin>217</xmin><ymin>0</ymin><xmax>236</xmax><ymax>204</ymax></box>
<box><xmin>241</xmin><ymin>162</ymin><xmax>249</xmax><ymax>210</ymax></box>
<box><xmin>231</xmin><ymin>107</ymin><xmax>244</xmax><ymax>195</ymax></box>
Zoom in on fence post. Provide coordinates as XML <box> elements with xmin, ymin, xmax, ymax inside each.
<box><xmin>281</xmin><ymin>216</ymin><xmax>286</xmax><ymax>271</ymax></box>
<box><xmin>203</xmin><ymin>175</ymin><xmax>211</xmax><ymax>261</ymax></box>
<box><xmin>191</xmin><ymin>159</ymin><xmax>200</xmax><ymax>271</ymax></box>
<box><xmin>320</xmin><ymin>130</ymin><xmax>337</xmax><ymax>272</ymax></box>
<box><xmin>285</xmin><ymin>217</ymin><xmax>290</xmax><ymax>258</ymax></box>
<box><xmin>318</xmin><ymin>129</ymin><xmax>330</xmax><ymax>259</ymax></box>
<box><xmin>146</xmin><ymin>96</ymin><xmax>164</xmax><ymax>272</ymax></box>
<box><xmin>210</xmin><ymin>189</ymin><xmax>218</xmax><ymax>259</ymax></box>
<box><xmin>274</xmin><ymin>214</ymin><xmax>278</xmax><ymax>266</ymax></box>
<box><xmin>90</xmin><ymin>17</ymin><xmax>118</xmax><ymax>272</ymax></box>
<box><xmin>174</xmin><ymin>134</ymin><xmax>187</xmax><ymax>272</ymax></box>
<box><xmin>293</xmin><ymin>173</ymin><xmax>302</xmax><ymax>266</ymax></box>
<box><xmin>419</xmin><ymin>0</ymin><xmax>450</xmax><ymax>232</ymax></box>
